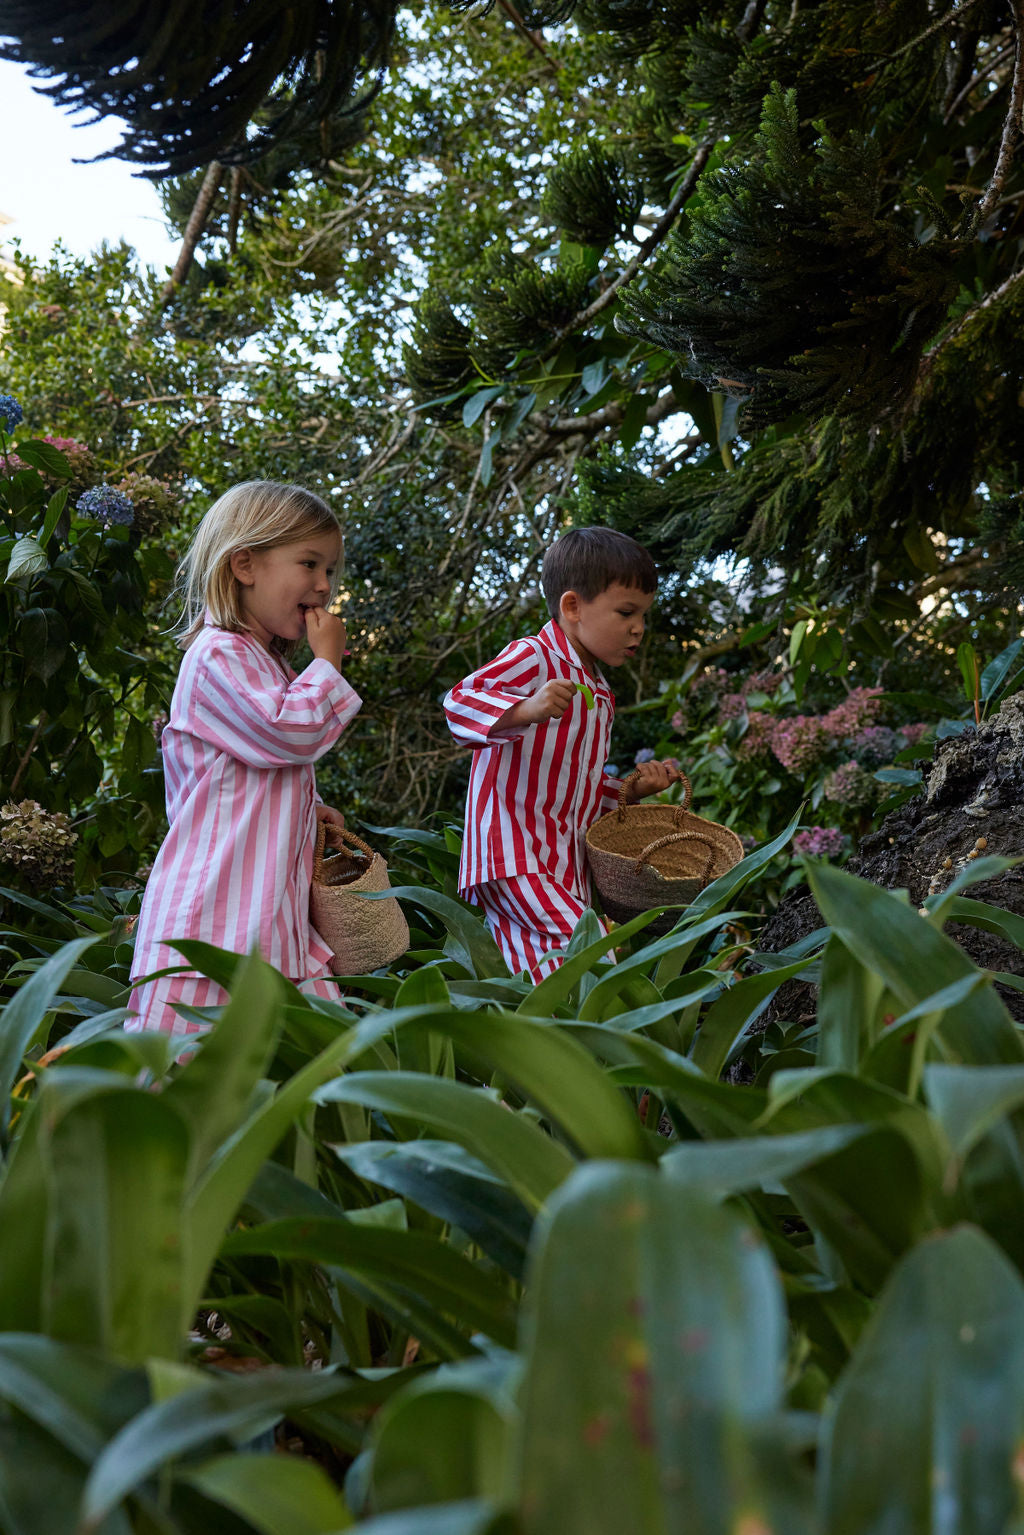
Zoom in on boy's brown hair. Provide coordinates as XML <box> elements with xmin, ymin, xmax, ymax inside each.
<box><xmin>541</xmin><ymin>527</ymin><xmax>657</xmax><ymax>620</ymax></box>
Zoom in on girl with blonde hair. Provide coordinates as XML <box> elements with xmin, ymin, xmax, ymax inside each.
<box><xmin>129</xmin><ymin>480</ymin><xmax>361</xmax><ymax>1037</ymax></box>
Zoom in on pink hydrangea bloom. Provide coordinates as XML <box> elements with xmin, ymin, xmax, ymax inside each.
<box><xmin>794</xmin><ymin>826</ymin><xmax>847</xmax><ymax>858</ymax></box>
<box><xmin>901</xmin><ymin>722</ymin><xmax>930</xmax><ymax>747</ymax></box>
<box><xmin>737</xmin><ymin>710</ymin><xmax>776</xmax><ymax>757</ymax></box>
<box><xmin>717</xmin><ymin>693</ymin><xmax>746</xmax><ymax>723</ymax></box>
<box><xmin>670</xmin><ymin>709</ymin><xmax>687</xmax><ymax>734</ymax></box>
<box><xmin>823</xmin><ymin>760</ymin><xmax>877</xmax><ymax>807</ymax></box>
<box><xmin>820</xmin><ymin>687</ymin><xmax>884</xmax><ymax>739</ymax></box>
<box><xmin>771</xmin><ymin>714</ymin><xmax>828</xmax><ymax>772</ymax></box>
<box><xmin>742</xmin><ymin>668</ymin><xmax>783</xmax><ymax>697</ymax></box>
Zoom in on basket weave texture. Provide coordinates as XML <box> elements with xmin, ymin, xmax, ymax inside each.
<box><xmin>310</xmin><ymin>822</ymin><xmax>409</xmax><ymax>975</ymax></box>
<box><xmin>586</xmin><ymin>770</ymin><xmax>744</xmax><ymax>933</ymax></box>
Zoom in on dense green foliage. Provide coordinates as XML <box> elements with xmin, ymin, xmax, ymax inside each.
<box><xmin>3</xmin><ymin>833</ymin><xmax>1024</xmax><ymax>1529</ymax></box>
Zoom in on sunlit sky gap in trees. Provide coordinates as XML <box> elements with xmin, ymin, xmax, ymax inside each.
<box><xmin>0</xmin><ymin>60</ymin><xmax>180</xmax><ymax>271</ymax></box>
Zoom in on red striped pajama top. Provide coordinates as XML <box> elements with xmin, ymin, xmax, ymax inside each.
<box><xmin>443</xmin><ymin>620</ymin><xmax>623</xmax><ymax>898</ymax></box>
<box><xmin>129</xmin><ymin>620</ymin><xmax>362</xmax><ymax>992</ymax></box>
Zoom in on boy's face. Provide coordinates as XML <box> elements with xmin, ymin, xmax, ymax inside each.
<box><xmin>559</xmin><ymin>582</ymin><xmax>654</xmax><ymax>670</ymax></box>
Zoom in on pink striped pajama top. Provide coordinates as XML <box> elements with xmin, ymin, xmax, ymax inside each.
<box><xmin>443</xmin><ymin>620</ymin><xmax>622</xmax><ymax>904</ymax></box>
<box><xmin>129</xmin><ymin>621</ymin><xmax>361</xmax><ymax>1035</ymax></box>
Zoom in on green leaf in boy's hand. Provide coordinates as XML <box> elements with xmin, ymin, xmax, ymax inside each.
<box><xmin>576</xmin><ymin>681</ymin><xmax>595</xmax><ymax>710</ymax></box>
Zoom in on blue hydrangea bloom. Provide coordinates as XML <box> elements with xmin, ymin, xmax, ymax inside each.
<box><xmin>77</xmin><ymin>486</ymin><xmax>135</xmax><ymax>528</ymax></box>
<box><xmin>634</xmin><ymin>747</ymin><xmax>656</xmax><ymax>764</ymax></box>
<box><xmin>0</xmin><ymin>395</ymin><xmax>23</xmax><ymax>434</ymax></box>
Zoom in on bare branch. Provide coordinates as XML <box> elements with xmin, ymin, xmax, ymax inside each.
<box><xmin>158</xmin><ymin>160</ymin><xmax>224</xmax><ymax>307</ymax></box>
<box><xmin>975</xmin><ymin>1</ymin><xmax>1024</xmax><ymax>225</ymax></box>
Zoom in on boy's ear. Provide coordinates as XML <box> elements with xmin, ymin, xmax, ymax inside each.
<box><xmin>229</xmin><ymin>547</ymin><xmax>256</xmax><ymax>586</ymax></box>
<box><xmin>559</xmin><ymin>589</ymin><xmax>582</xmax><ymax>624</ymax></box>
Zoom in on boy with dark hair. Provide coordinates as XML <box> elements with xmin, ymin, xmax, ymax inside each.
<box><xmin>443</xmin><ymin>526</ymin><xmax>679</xmax><ymax>979</ymax></box>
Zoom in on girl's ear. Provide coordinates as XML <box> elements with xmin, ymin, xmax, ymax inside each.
<box><xmin>229</xmin><ymin>547</ymin><xmax>255</xmax><ymax>586</ymax></box>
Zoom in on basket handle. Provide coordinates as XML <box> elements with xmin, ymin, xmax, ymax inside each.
<box><xmin>313</xmin><ymin>818</ymin><xmax>375</xmax><ymax>877</ymax></box>
<box><xmin>633</xmin><ymin>832</ymin><xmax>716</xmax><ymax>887</ymax></box>
<box><xmin>617</xmin><ymin>765</ymin><xmax>692</xmax><ymax>821</ymax></box>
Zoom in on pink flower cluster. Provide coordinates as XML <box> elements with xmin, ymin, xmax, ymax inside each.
<box><xmin>819</xmin><ymin>686</ymin><xmax>884</xmax><ymax>737</ymax></box>
<box><xmin>901</xmin><ymin>722</ymin><xmax>930</xmax><ymax>747</ymax></box>
<box><xmin>771</xmin><ymin>714</ymin><xmax>828</xmax><ymax>772</ymax></box>
<box><xmin>737</xmin><ymin>710</ymin><xmax>776</xmax><ymax>758</ymax></box>
<box><xmin>823</xmin><ymin>760</ymin><xmax>877</xmax><ymax>807</ymax></box>
<box><xmin>793</xmin><ymin>826</ymin><xmax>847</xmax><ymax>858</ymax></box>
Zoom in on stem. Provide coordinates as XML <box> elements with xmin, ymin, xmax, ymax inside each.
<box><xmin>9</xmin><ymin>713</ymin><xmax>46</xmax><ymax>797</ymax></box>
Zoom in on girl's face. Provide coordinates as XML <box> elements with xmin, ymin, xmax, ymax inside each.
<box><xmin>230</xmin><ymin>530</ymin><xmax>341</xmax><ymax>650</ymax></box>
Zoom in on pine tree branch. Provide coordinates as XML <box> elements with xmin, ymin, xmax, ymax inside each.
<box><xmin>158</xmin><ymin>160</ymin><xmax>224</xmax><ymax>306</ymax></box>
<box><xmin>886</xmin><ymin>0</ymin><xmax>988</xmax><ymax>60</ymax></box>
<box><xmin>545</xmin><ymin>141</ymin><xmax>714</xmax><ymax>352</ymax></box>
<box><xmin>975</xmin><ymin>1</ymin><xmax>1024</xmax><ymax>225</ymax></box>
<box><xmin>944</xmin><ymin>40</ymin><xmax>1015</xmax><ymax>122</ymax></box>
<box><xmin>496</xmin><ymin>0</ymin><xmax>561</xmax><ymax>71</ymax></box>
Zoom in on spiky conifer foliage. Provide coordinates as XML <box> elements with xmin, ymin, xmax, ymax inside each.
<box><xmin>0</xmin><ymin>0</ymin><xmax>395</xmax><ymax>176</ymax></box>
<box><xmin>618</xmin><ymin>84</ymin><xmax>959</xmax><ymax>426</ymax></box>
<box><xmin>404</xmin><ymin>252</ymin><xmax>591</xmax><ymax>402</ymax></box>
<box><xmin>540</xmin><ymin>143</ymin><xmax>646</xmax><ymax>248</ymax></box>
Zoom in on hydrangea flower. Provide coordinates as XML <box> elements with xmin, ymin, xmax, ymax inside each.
<box><xmin>793</xmin><ymin>826</ymin><xmax>847</xmax><ymax>859</ymax></box>
<box><xmin>670</xmin><ymin>708</ymin><xmax>687</xmax><ymax>734</ymax></box>
<box><xmin>0</xmin><ymin>799</ymin><xmax>77</xmax><ymax>891</ymax></box>
<box><xmin>77</xmin><ymin>485</ymin><xmax>135</xmax><ymax>528</ymax></box>
<box><xmin>736</xmin><ymin>710</ymin><xmax>776</xmax><ymax>758</ymax></box>
<box><xmin>604</xmin><ymin>764</ymin><xmax>620</xmax><ymax>778</ymax></box>
<box><xmin>820</xmin><ymin>686</ymin><xmax>884</xmax><ymax>739</ymax></box>
<box><xmin>771</xmin><ymin>714</ymin><xmax>828</xmax><ymax>773</ymax></box>
<box><xmin>717</xmin><ymin>692</ymin><xmax>747</xmax><ymax>723</ymax></box>
<box><xmin>823</xmin><ymin>760</ymin><xmax>877</xmax><ymax>807</ymax></box>
<box><xmin>0</xmin><ymin>395</ymin><xmax>23</xmax><ymax>434</ymax></box>
<box><xmin>901</xmin><ymin>722</ymin><xmax>930</xmax><ymax>748</ymax></box>
<box><xmin>742</xmin><ymin>668</ymin><xmax>783</xmax><ymax>697</ymax></box>
<box><xmin>634</xmin><ymin>747</ymin><xmax>656</xmax><ymax>764</ymax></box>
<box><xmin>847</xmin><ymin>725</ymin><xmax>901</xmax><ymax>769</ymax></box>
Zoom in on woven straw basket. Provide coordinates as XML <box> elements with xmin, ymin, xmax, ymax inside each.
<box><xmin>586</xmin><ymin>769</ymin><xmax>744</xmax><ymax>934</ymax></box>
<box><xmin>310</xmin><ymin>822</ymin><xmax>410</xmax><ymax>975</ymax></box>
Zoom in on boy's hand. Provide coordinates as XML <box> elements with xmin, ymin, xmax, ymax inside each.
<box><xmin>305</xmin><ymin>607</ymin><xmax>347</xmax><ymax>673</ymax></box>
<box><xmin>623</xmin><ymin>759</ymin><xmax>681</xmax><ymax>801</ymax></box>
<box><xmin>519</xmin><ymin>679</ymin><xmax>578</xmax><ymax>725</ymax></box>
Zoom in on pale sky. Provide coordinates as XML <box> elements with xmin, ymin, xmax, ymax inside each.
<box><xmin>0</xmin><ymin>59</ymin><xmax>180</xmax><ymax>271</ymax></box>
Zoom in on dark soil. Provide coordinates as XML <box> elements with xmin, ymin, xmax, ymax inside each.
<box><xmin>758</xmin><ymin>690</ymin><xmax>1024</xmax><ymax>1027</ymax></box>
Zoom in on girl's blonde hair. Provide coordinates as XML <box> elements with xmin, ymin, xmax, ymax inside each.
<box><xmin>174</xmin><ymin>481</ymin><xmax>341</xmax><ymax>650</ymax></box>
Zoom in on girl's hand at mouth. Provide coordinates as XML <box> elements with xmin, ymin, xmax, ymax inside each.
<box><xmin>304</xmin><ymin>606</ymin><xmax>347</xmax><ymax>672</ymax></box>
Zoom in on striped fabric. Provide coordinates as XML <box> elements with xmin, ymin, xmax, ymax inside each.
<box><xmin>474</xmin><ymin>871</ymin><xmax>596</xmax><ymax>980</ymax></box>
<box><xmin>443</xmin><ymin>621</ymin><xmax>622</xmax><ymax>955</ymax></box>
<box><xmin>128</xmin><ymin>621</ymin><xmax>361</xmax><ymax>1036</ymax></box>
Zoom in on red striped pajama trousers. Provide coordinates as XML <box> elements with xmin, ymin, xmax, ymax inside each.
<box><xmin>471</xmin><ymin>872</ymin><xmax>611</xmax><ymax>981</ymax></box>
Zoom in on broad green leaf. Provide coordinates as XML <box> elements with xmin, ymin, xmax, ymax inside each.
<box><xmin>385</xmin><ymin>888</ymin><xmax>509</xmax><ymax>979</ymax></box>
<box><xmin>348</xmin><ymin>1503</ymin><xmax>513</xmax><ymax>1535</ymax></box>
<box><xmin>12</xmin><ymin>438</ymin><xmax>72</xmax><ymax>478</ymax></box>
<box><xmin>81</xmin><ymin>1367</ymin><xmax>359</xmax><ymax>1530</ymax></box>
<box><xmin>820</xmin><ymin>1226</ymin><xmax>1024</xmax><ymax>1535</ymax></box>
<box><xmin>42</xmin><ymin>1084</ymin><xmax>190</xmax><ymax>1362</ymax></box>
<box><xmin>980</xmin><ymin>636</ymin><xmax>1023</xmax><ymax>702</ymax></box>
<box><xmin>923</xmin><ymin>1063</ymin><xmax>1024</xmax><ymax>1160</ymax></box>
<box><xmin>333</xmin><ymin>1140</ymin><xmax>532</xmax><ymax>1279</ymax></box>
<box><xmin>222</xmin><ymin>1217</ymin><xmax>518</xmax><ymax>1348</ymax></box>
<box><xmin>367</xmin><ymin>1360</ymin><xmax>516</xmax><ymax>1514</ymax></box>
<box><xmin>816</xmin><ymin>933</ymin><xmax>885</xmax><ymax>1071</ymax></box>
<box><xmin>517</xmin><ymin>907</ymin><xmax>662</xmax><ymax>1016</ymax></box>
<box><xmin>317</xmin><ymin>1071</ymin><xmax>574</xmax><ymax>1211</ymax></box>
<box><xmin>163</xmin><ymin>948</ymin><xmax>288</xmax><ymax>1179</ymax></box>
<box><xmin>660</xmin><ymin>1126</ymin><xmax>868</xmax><ymax>1195</ymax></box>
<box><xmin>807</xmin><ymin>863</ymin><xmax>1023</xmax><ymax>1065</ymax></box>
<box><xmin>956</xmin><ymin>640</ymin><xmax>979</xmax><ymax>704</ymax></box>
<box><xmin>690</xmin><ymin>957</ymin><xmax>813</xmax><ymax>1080</ymax></box>
<box><xmin>0</xmin><ymin>934</ymin><xmax>98</xmax><ymax>1128</ymax></box>
<box><xmin>516</xmin><ymin>1162</ymin><xmax>810</xmax><ymax>1535</ymax></box>
<box><xmin>181</xmin><ymin>1451</ymin><xmax>352</xmax><ymax>1532</ymax></box>
<box><xmin>463</xmin><ymin>385</ymin><xmax>504</xmax><ymax>427</ymax></box>
<box><xmin>5</xmin><ymin>535</ymin><xmax>47</xmax><ymax>582</ymax></box>
<box><xmin>683</xmin><ymin>811</ymin><xmax>801</xmax><ymax>924</ymax></box>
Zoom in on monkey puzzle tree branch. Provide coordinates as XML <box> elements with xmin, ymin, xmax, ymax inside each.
<box><xmin>158</xmin><ymin>161</ymin><xmax>224</xmax><ymax>307</ymax></box>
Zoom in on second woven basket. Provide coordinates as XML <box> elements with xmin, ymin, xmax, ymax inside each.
<box><xmin>310</xmin><ymin>821</ymin><xmax>410</xmax><ymax>975</ymax></box>
<box><xmin>586</xmin><ymin>769</ymin><xmax>744</xmax><ymax>934</ymax></box>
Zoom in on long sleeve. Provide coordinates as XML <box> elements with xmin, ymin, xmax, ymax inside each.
<box><xmin>443</xmin><ymin>638</ymin><xmax>542</xmax><ymax>750</ymax></box>
<box><xmin>191</xmin><ymin>634</ymin><xmax>361</xmax><ymax>767</ymax></box>
<box><xmin>599</xmin><ymin>773</ymin><xmax>624</xmax><ymax>816</ymax></box>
